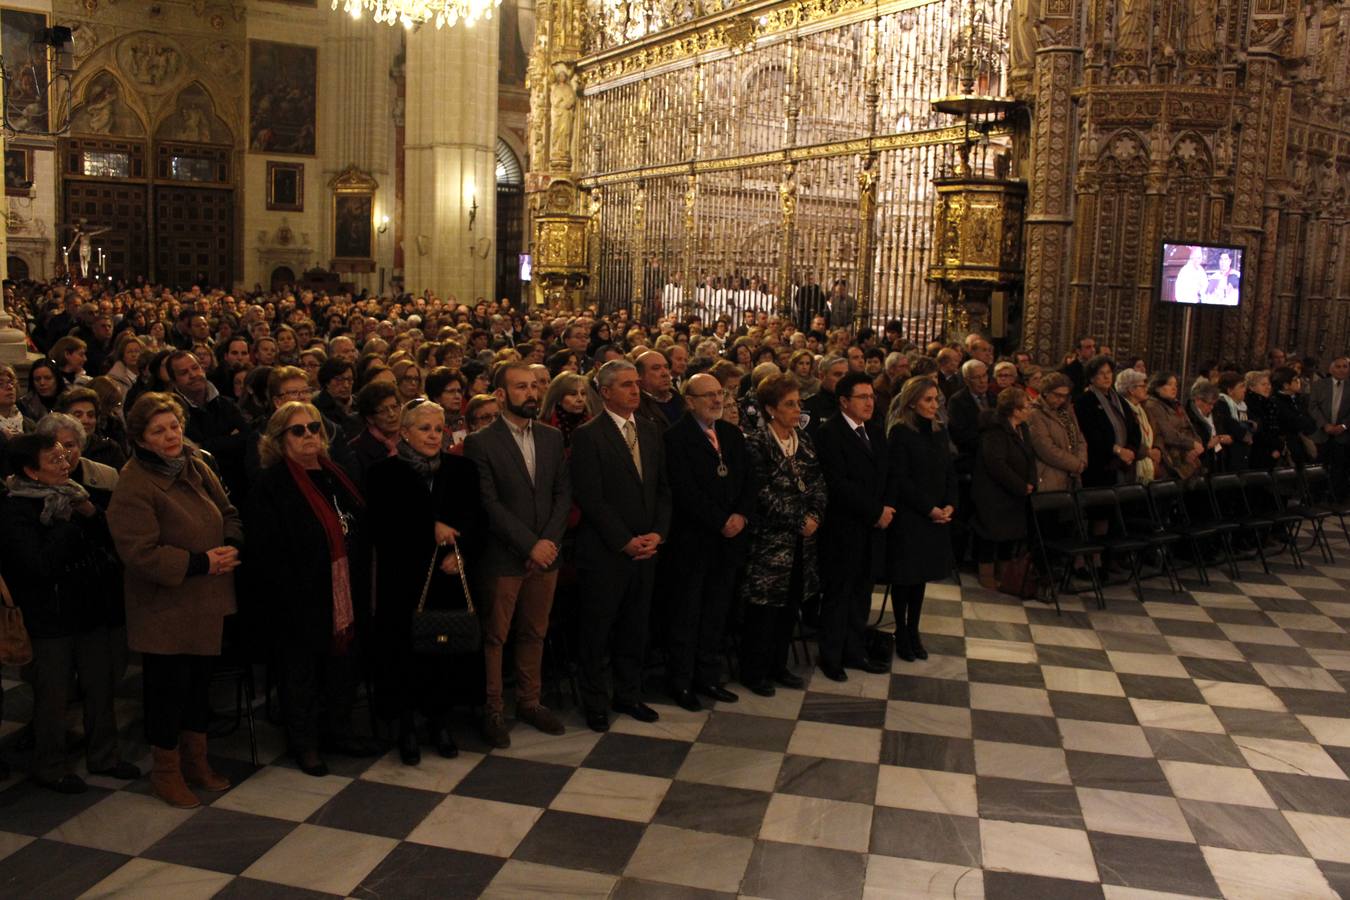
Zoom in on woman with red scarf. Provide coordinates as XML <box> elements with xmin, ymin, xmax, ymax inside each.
<box><xmin>244</xmin><ymin>400</ymin><xmax>373</xmax><ymax>777</ymax></box>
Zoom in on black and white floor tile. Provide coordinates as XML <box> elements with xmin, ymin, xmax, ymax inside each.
<box><xmin>2</xmin><ymin>540</ymin><xmax>1350</xmax><ymax>898</ymax></box>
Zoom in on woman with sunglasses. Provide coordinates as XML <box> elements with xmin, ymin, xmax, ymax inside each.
<box><xmin>244</xmin><ymin>401</ymin><xmax>371</xmax><ymax>777</ymax></box>
<box><xmin>366</xmin><ymin>398</ymin><xmax>483</xmax><ymax>765</ymax></box>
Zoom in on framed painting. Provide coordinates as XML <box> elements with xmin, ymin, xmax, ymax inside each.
<box><xmin>4</xmin><ymin>147</ymin><xmax>31</xmax><ymax>196</ymax></box>
<box><xmin>1</xmin><ymin>9</ymin><xmax>50</xmax><ymax>134</ymax></box>
<box><xmin>248</xmin><ymin>40</ymin><xmax>317</xmax><ymax>156</ymax></box>
<box><xmin>267</xmin><ymin>160</ymin><xmax>303</xmax><ymax>211</ymax></box>
<box><xmin>333</xmin><ymin>193</ymin><xmax>373</xmax><ymax>260</ymax></box>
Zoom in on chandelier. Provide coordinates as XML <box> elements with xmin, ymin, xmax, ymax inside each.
<box><xmin>331</xmin><ymin>0</ymin><xmax>500</xmax><ymax>29</ymax></box>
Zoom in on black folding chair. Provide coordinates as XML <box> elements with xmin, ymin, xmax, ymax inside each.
<box><xmin>1028</xmin><ymin>491</ymin><xmax>1103</xmax><ymax>611</ymax></box>
<box><xmin>1301</xmin><ymin>464</ymin><xmax>1350</xmax><ymax>549</ymax></box>
<box><xmin>1075</xmin><ymin>488</ymin><xmax>1154</xmax><ymax>601</ymax></box>
<box><xmin>1271</xmin><ymin>466</ymin><xmax>1334</xmax><ymax>564</ymax></box>
<box><xmin>1113</xmin><ymin>483</ymin><xmax>1185</xmax><ymax>592</ymax></box>
<box><xmin>1239</xmin><ymin>470</ymin><xmax>1305</xmax><ymax>568</ymax></box>
<box><xmin>1207</xmin><ymin>473</ymin><xmax>1274</xmax><ymax>574</ymax></box>
<box><xmin>1146</xmin><ymin>479</ymin><xmax>1237</xmax><ymax>585</ymax></box>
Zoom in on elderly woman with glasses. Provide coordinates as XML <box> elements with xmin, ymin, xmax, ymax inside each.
<box><xmin>366</xmin><ymin>398</ymin><xmax>483</xmax><ymax>766</ymax></box>
<box><xmin>0</xmin><ymin>432</ymin><xmax>136</xmax><ymax>794</ymax></box>
<box><xmin>1116</xmin><ymin>368</ymin><xmax>1161</xmax><ymax>483</ymax></box>
<box><xmin>1026</xmin><ymin>372</ymin><xmax>1087</xmax><ymax>492</ymax></box>
<box><xmin>244</xmin><ymin>401</ymin><xmax>371</xmax><ymax>777</ymax></box>
<box><xmin>348</xmin><ymin>381</ymin><xmax>402</xmax><ymax>487</ymax></box>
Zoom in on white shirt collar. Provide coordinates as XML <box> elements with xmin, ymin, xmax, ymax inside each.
<box><xmin>606</xmin><ymin>408</ymin><xmax>636</xmax><ymax>432</ymax></box>
<box><xmin>840</xmin><ymin>411</ymin><xmax>865</xmax><ymax>433</ymax></box>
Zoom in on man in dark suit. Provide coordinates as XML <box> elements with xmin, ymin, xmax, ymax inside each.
<box><xmin>662</xmin><ymin>373</ymin><xmax>757</xmax><ymax>711</ymax></box>
<box><xmin>936</xmin><ymin>348</ymin><xmax>964</xmax><ymax>399</ymax></box>
<box><xmin>1060</xmin><ymin>336</ymin><xmax>1097</xmax><ymax>397</ymax></box>
<box><xmin>947</xmin><ymin>359</ymin><xmax>990</xmax><ymax>474</ymax></box>
<box><xmin>570</xmin><ymin>360</ymin><xmax>673</xmax><ymax>732</ymax></box>
<box><xmin>814</xmin><ymin>371</ymin><xmax>892</xmax><ymax>681</ymax></box>
<box><xmin>1310</xmin><ymin>356</ymin><xmax>1350</xmax><ymax>496</ymax></box>
<box><xmin>464</xmin><ymin>362</ymin><xmax>572</xmax><ymax>748</ymax></box>
<box><xmin>802</xmin><ymin>354</ymin><xmax>849</xmax><ymax>438</ymax></box>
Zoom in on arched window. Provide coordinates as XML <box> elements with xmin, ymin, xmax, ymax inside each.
<box><xmin>495</xmin><ymin>138</ymin><xmax>522</xmax><ymax>187</ymax></box>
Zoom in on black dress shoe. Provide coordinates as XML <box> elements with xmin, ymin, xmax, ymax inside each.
<box><xmin>693</xmin><ymin>683</ymin><xmax>738</xmax><ymax>704</ymax></box>
<box><xmin>773</xmin><ymin>670</ymin><xmax>805</xmax><ymax>689</ymax></box>
<box><xmin>398</xmin><ymin>729</ymin><xmax>421</xmax><ymax>766</ymax></box>
<box><xmin>909</xmin><ymin>633</ymin><xmax>928</xmax><ymax>660</ymax></box>
<box><xmin>895</xmin><ymin>631</ymin><xmax>916</xmax><ymax>662</ymax></box>
<box><xmin>671</xmin><ymin>689</ymin><xmax>703</xmax><ymax>712</ymax></box>
<box><xmin>745</xmin><ymin>679</ymin><xmax>777</xmax><ymax>697</ymax></box>
<box><xmin>294</xmin><ymin>751</ymin><xmax>329</xmax><ymax>778</ymax></box>
<box><xmin>89</xmin><ymin>760</ymin><xmax>141</xmax><ymax>780</ymax></box>
<box><xmin>844</xmin><ymin>657</ymin><xmax>889</xmax><ymax>675</ymax></box>
<box><xmin>432</xmin><ymin>725</ymin><xmax>459</xmax><ymax>759</ymax></box>
<box><xmin>586</xmin><ymin>711</ymin><xmax>610</xmax><ymax>733</ymax></box>
<box><xmin>820</xmin><ymin>665</ymin><xmax>849</xmax><ymax>682</ymax></box>
<box><xmin>612</xmin><ymin>701</ymin><xmax>660</xmax><ymax>723</ymax></box>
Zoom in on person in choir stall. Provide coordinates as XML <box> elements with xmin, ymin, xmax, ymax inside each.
<box><xmin>569</xmin><ymin>360</ymin><xmax>672</xmax><ymax>733</ymax></box>
<box><xmin>661</xmin><ymin>373</ymin><xmax>756</xmax><ymax>711</ymax></box>
<box><xmin>463</xmin><ymin>362</ymin><xmax>571</xmax><ymax>748</ymax></box>
<box><xmin>813</xmin><ymin>371</ymin><xmax>891</xmax><ymax>681</ymax></box>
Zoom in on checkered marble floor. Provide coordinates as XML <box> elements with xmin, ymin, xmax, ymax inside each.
<box><xmin>2</xmin><ymin>540</ymin><xmax>1350</xmax><ymax>899</ymax></box>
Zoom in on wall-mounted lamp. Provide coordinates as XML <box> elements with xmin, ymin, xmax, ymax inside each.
<box><xmin>377</xmin><ymin>214</ymin><xmax>390</xmax><ymax>234</ymax></box>
<box><xmin>468</xmin><ymin>193</ymin><xmax>479</xmax><ymax>231</ymax></box>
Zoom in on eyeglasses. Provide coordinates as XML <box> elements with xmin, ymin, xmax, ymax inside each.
<box><xmin>285</xmin><ymin>422</ymin><xmax>323</xmax><ymax>438</ymax></box>
<box><xmin>686</xmin><ymin>391</ymin><xmax>722</xmax><ymax>400</ymax></box>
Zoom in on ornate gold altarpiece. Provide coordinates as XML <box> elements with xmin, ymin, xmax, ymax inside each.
<box><xmin>528</xmin><ymin>0</ymin><xmax>1350</xmax><ymax>366</ymax></box>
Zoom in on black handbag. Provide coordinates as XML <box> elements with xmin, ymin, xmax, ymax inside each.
<box><xmin>410</xmin><ymin>543</ymin><xmax>482</xmax><ymax>655</ymax></box>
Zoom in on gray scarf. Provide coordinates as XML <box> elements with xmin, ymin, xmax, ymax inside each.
<box><xmin>133</xmin><ymin>443</ymin><xmax>190</xmax><ymax>479</ymax></box>
<box><xmin>5</xmin><ymin>475</ymin><xmax>90</xmax><ymax>524</ymax></box>
<box><xmin>1091</xmin><ymin>385</ymin><xmax>1127</xmax><ymax>446</ymax></box>
<box><xmin>396</xmin><ymin>439</ymin><xmax>441</xmax><ymax>489</ymax></box>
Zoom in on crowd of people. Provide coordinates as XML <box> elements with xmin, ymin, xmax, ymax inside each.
<box><xmin>1</xmin><ymin>276</ymin><xmax>1346</xmax><ymax>809</ymax></box>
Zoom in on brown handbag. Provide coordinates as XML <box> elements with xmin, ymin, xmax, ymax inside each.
<box><xmin>0</xmin><ymin>573</ymin><xmax>33</xmax><ymax>667</ymax></box>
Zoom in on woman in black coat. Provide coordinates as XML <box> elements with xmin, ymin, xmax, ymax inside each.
<box><xmin>245</xmin><ymin>401</ymin><xmax>371</xmax><ymax>777</ymax></box>
<box><xmin>884</xmin><ymin>377</ymin><xmax>957</xmax><ymax>662</ymax></box>
<box><xmin>367</xmin><ymin>398</ymin><xmax>483</xmax><ymax>765</ymax></box>
<box><xmin>1269</xmin><ymin>367</ymin><xmax>1318</xmax><ymax>466</ymax></box>
<box><xmin>971</xmin><ymin>388</ymin><xmax>1037</xmax><ymax>590</ymax></box>
<box><xmin>0</xmin><ymin>432</ymin><xmax>136</xmax><ymax>793</ymax></box>
<box><xmin>1073</xmin><ymin>355</ymin><xmax>1141</xmax><ymax>488</ymax></box>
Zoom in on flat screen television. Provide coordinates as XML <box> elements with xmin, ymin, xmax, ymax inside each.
<box><xmin>519</xmin><ymin>253</ymin><xmax>532</xmax><ymax>282</ymax></box>
<box><xmin>1157</xmin><ymin>241</ymin><xmax>1244</xmax><ymax>307</ymax></box>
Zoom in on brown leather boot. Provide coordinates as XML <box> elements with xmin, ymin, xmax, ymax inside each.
<box><xmin>978</xmin><ymin>562</ymin><xmax>999</xmax><ymax>590</ymax></box>
<box><xmin>178</xmin><ymin>731</ymin><xmax>230</xmax><ymax>791</ymax></box>
<box><xmin>150</xmin><ymin>746</ymin><xmax>200</xmax><ymax>809</ymax></box>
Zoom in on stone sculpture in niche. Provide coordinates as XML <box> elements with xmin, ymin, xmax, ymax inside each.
<box><xmin>548</xmin><ymin>61</ymin><xmax>577</xmax><ymax>168</ymax></box>
<box><xmin>118</xmin><ymin>35</ymin><xmax>182</xmax><ymax>88</ymax></box>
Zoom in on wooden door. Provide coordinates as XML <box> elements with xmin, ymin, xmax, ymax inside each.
<box><xmin>154</xmin><ymin>184</ymin><xmax>233</xmax><ymax>290</ymax></box>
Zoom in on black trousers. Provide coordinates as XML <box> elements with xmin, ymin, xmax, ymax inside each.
<box><xmin>578</xmin><ymin>557</ymin><xmax>656</xmax><ymax>714</ymax></box>
<box><xmin>1323</xmin><ymin>440</ymin><xmax>1350</xmax><ymax>500</ymax></box>
<box><xmin>29</xmin><ymin>629</ymin><xmax>122</xmax><ymax>781</ymax></box>
<box><xmin>282</xmin><ymin>648</ymin><xmax>357</xmax><ymax>753</ymax></box>
<box><xmin>739</xmin><ymin>545</ymin><xmax>804</xmax><ymax>686</ymax></box>
<box><xmin>817</xmin><ymin>552</ymin><xmax>873</xmax><ymax>669</ymax></box>
<box><xmin>664</xmin><ymin>542</ymin><xmax>737</xmax><ymax>690</ymax></box>
<box><xmin>142</xmin><ymin>652</ymin><xmax>214</xmax><ymax>750</ymax></box>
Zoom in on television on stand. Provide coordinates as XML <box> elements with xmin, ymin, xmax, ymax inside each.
<box><xmin>1157</xmin><ymin>241</ymin><xmax>1245</xmax><ymax>308</ymax></box>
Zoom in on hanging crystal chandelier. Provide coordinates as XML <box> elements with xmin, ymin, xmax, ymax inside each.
<box><xmin>331</xmin><ymin>0</ymin><xmax>500</xmax><ymax>30</ymax></box>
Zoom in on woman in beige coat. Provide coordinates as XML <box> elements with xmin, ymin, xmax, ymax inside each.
<box><xmin>1026</xmin><ymin>372</ymin><xmax>1088</xmax><ymax>491</ymax></box>
<box><xmin>108</xmin><ymin>393</ymin><xmax>243</xmax><ymax>809</ymax></box>
<box><xmin>1142</xmin><ymin>372</ymin><xmax>1205</xmax><ymax>480</ymax></box>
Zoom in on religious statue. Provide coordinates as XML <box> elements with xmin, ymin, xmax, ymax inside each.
<box><xmin>528</xmin><ymin>60</ymin><xmax>548</xmax><ymax>169</ymax></box>
<box><xmin>1115</xmin><ymin>0</ymin><xmax>1150</xmax><ymax>50</ymax></box>
<box><xmin>1010</xmin><ymin>0</ymin><xmax>1039</xmax><ymax>81</ymax></box>
<box><xmin>548</xmin><ymin>62</ymin><xmax>578</xmax><ymax>169</ymax></box>
<box><xmin>65</xmin><ymin>220</ymin><xmax>111</xmax><ymax>279</ymax></box>
<box><xmin>1183</xmin><ymin>3</ymin><xmax>1215</xmax><ymax>53</ymax></box>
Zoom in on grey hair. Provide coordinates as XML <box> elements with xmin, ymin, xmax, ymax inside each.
<box><xmin>1191</xmin><ymin>382</ymin><xmax>1220</xmax><ymax>403</ymax></box>
<box><xmin>960</xmin><ymin>358</ymin><xmax>987</xmax><ymax>379</ymax></box>
<box><xmin>885</xmin><ymin>351</ymin><xmax>904</xmax><ymax>370</ymax></box>
<box><xmin>1115</xmin><ymin>368</ymin><xmax>1147</xmax><ymax>393</ymax></box>
<box><xmin>596</xmin><ymin>359</ymin><xmax>637</xmax><ymax>390</ymax></box>
<box><xmin>400</xmin><ymin>398</ymin><xmax>446</xmax><ymax>429</ymax></box>
<box><xmin>1244</xmin><ymin>369</ymin><xmax>1270</xmax><ymax>390</ymax></box>
<box><xmin>818</xmin><ymin>354</ymin><xmax>848</xmax><ymax>376</ymax></box>
<box><xmin>36</xmin><ymin>412</ymin><xmax>88</xmax><ymax>448</ymax></box>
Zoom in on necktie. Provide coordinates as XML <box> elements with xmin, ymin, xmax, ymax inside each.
<box><xmin>1334</xmin><ymin>380</ymin><xmax>1344</xmax><ymax>425</ymax></box>
<box><xmin>855</xmin><ymin>424</ymin><xmax>871</xmax><ymax>448</ymax></box>
<box><xmin>622</xmin><ymin>419</ymin><xmax>643</xmax><ymax>480</ymax></box>
<box><xmin>706</xmin><ymin>426</ymin><xmax>720</xmax><ymax>454</ymax></box>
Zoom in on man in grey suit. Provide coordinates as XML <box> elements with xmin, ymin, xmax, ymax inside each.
<box><xmin>570</xmin><ymin>360</ymin><xmax>672</xmax><ymax>732</ymax></box>
<box><xmin>463</xmin><ymin>362</ymin><xmax>571</xmax><ymax>748</ymax></box>
<box><xmin>1310</xmin><ymin>356</ymin><xmax>1350</xmax><ymax>497</ymax></box>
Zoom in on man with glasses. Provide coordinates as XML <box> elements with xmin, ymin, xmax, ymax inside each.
<box><xmin>660</xmin><ymin>373</ymin><xmax>756</xmax><ymax>711</ymax></box>
<box><xmin>813</xmin><ymin>370</ymin><xmax>892</xmax><ymax>681</ymax></box>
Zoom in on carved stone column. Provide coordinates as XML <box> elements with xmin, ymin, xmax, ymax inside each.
<box><xmin>403</xmin><ymin>19</ymin><xmax>499</xmax><ymax>303</ymax></box>
<box><xmin>1021</xmin><ymin>31</ymin><xmax>1080</xmax><ymax>361</ymax></box>
<box><xmin>0</xmin><ymin>127</ymin><xmax>28</xmax><ymax>365</ymax></box>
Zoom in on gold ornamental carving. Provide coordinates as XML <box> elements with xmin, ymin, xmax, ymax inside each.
<box><xmin>927</xmin><ymin>178</ymin><xmax>1026</xmax><ymax>285</ymax></box>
